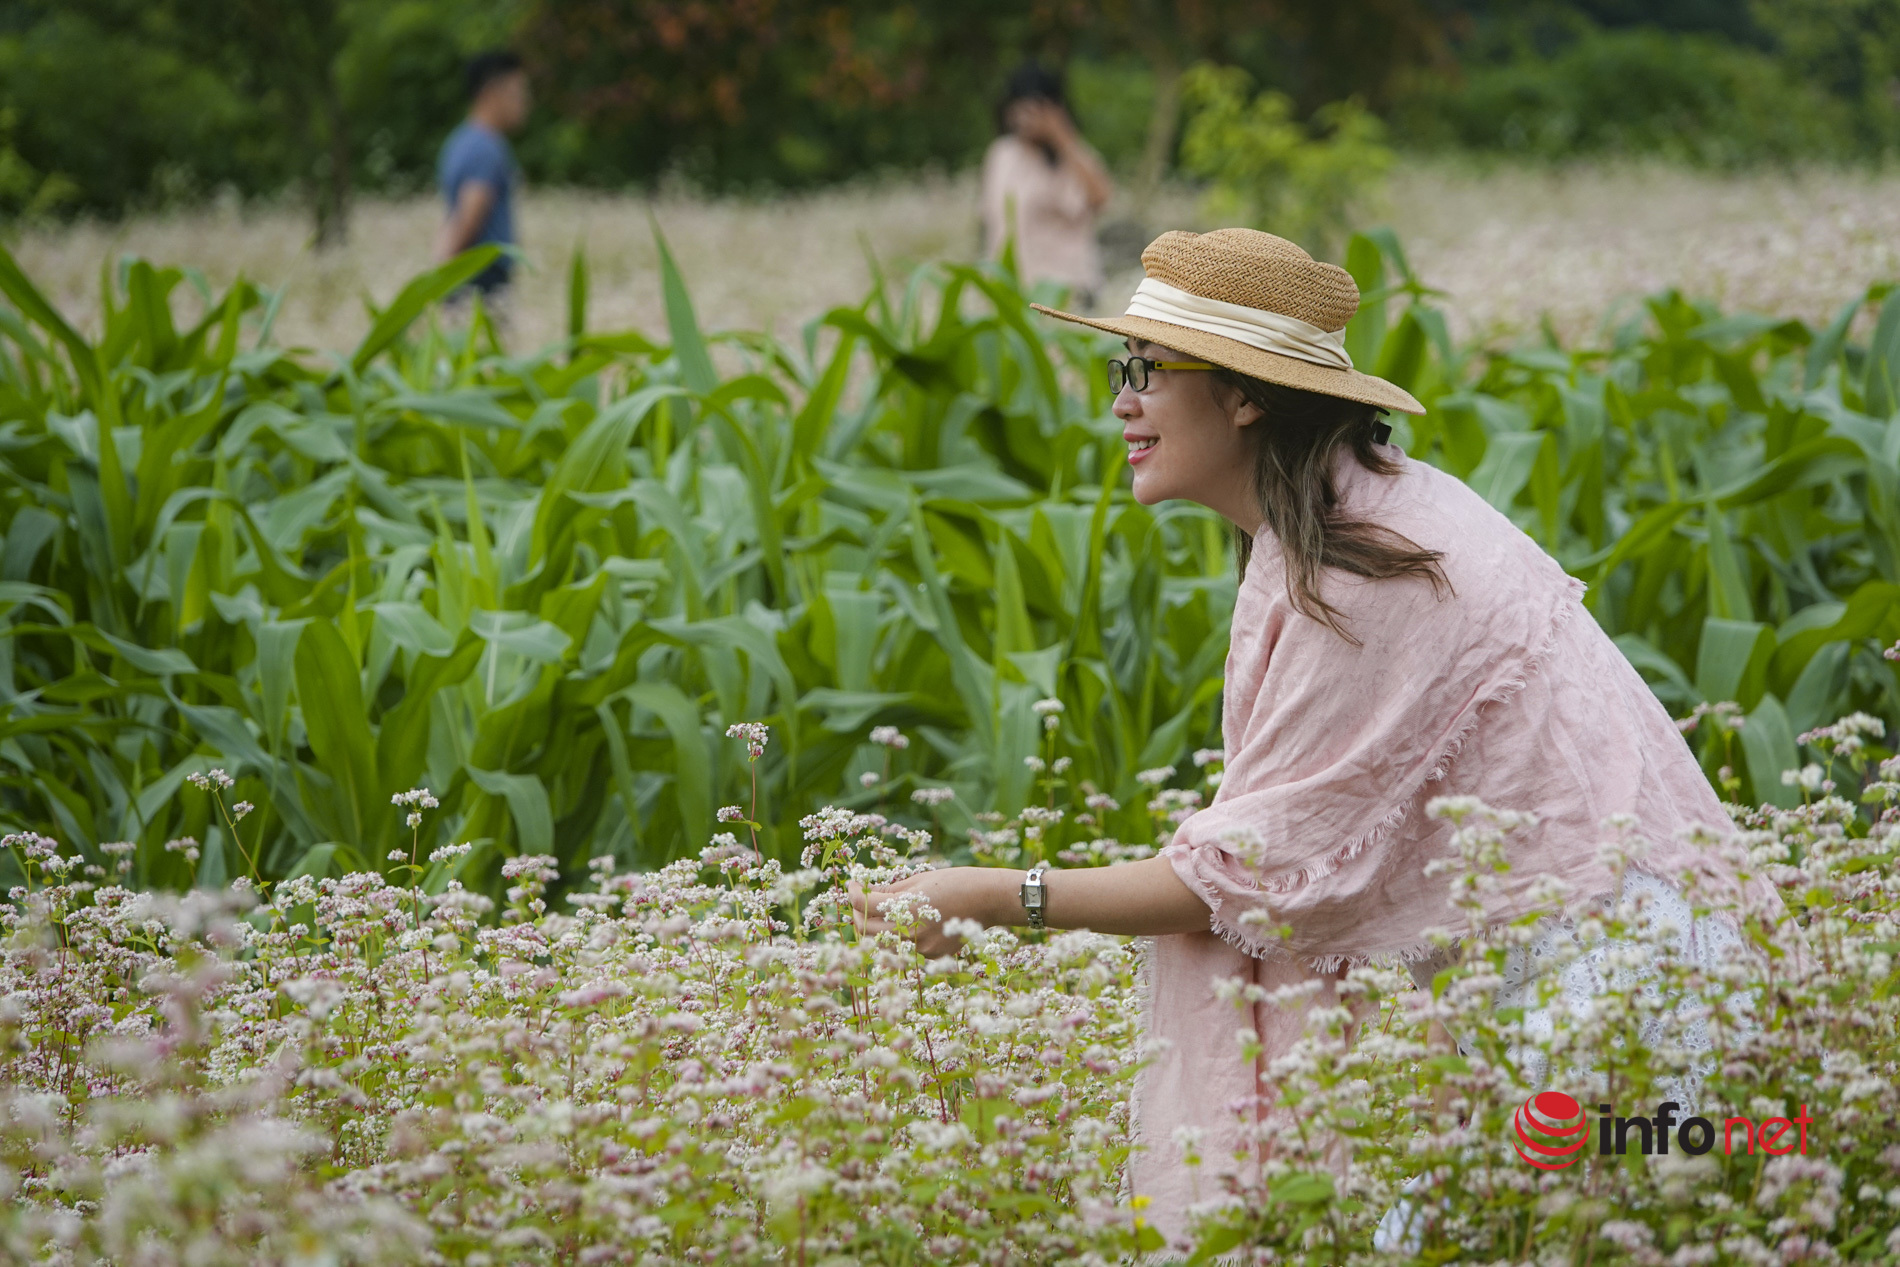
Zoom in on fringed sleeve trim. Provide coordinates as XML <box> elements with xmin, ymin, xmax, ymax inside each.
<box><xmin>1176</xmin><ymin>576</ymin><xmax>1588</xmax><ymax>964</ymax></box>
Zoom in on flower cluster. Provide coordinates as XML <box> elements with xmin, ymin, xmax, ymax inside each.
<box><xmin>0</xmin><ymin>804</ymin><xmax>1148</xmax><ymax>1264</ymax></box>
<box><xmin>725</xmin><ymin>721</ymin><xmax>770</xmax><ymax>760</ymax></box>
<box><xmin>1797</xmin><ymin>710</ymin><xmax>1885</xmax><ymax>757</ymax></box>
<box><xmin>392</xmin><ymin>786</ymin><xmax>440</xmax><ymax>829</ymax></box>
<box><xmin>1783</xmin><ymin>762</ymin><xmax>1836</xmax><ymax>794</ymax></box>
<box><xmin>1055</xmin><ymin>838</ymin><xmax>1155</xmax><ymax>867</ymax></box>
<box><xmin>1676</xmin><ymin>699</ymin><xmax>1745</xmax><ymax>734</ymax></box>
<box><xmin>1145</xmin><ymin>787</ymin><xmax>1203</xmax><ymax>829</ymax></box>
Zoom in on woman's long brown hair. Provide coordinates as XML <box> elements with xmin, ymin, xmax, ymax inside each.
<box><xmin>1218</xmin><ymin>370</ymin><xmax>1449</xmax><ymax>642</ymax></box>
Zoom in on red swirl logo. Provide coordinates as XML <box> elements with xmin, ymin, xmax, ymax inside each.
<box><xmin>1513</xmin><ymin>1092</ymin><xmax>1589</xmax><ymax>1169</ymax></box>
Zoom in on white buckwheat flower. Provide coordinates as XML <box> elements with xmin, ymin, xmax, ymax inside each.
<box><xmin>1782</xmin><ymin>764</ymin><xmax>1828</xmax><ymax>792</ymax></box>
<box><xmin>726</xmin><ymin>722</ymin><xmax>770</xmax><ymax>759</ymax></box>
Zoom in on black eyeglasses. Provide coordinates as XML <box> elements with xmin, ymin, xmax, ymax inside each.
<box><xmin>1108</xmin><ymin>355</ymin><xmax>1216</xmax><ymax>393</ymax></box>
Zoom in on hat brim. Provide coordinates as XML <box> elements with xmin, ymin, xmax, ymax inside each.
<box><xmin>1030</xmin><ymin>304</ymin><xmax>1425</xmax><ymax>416</ymax></box>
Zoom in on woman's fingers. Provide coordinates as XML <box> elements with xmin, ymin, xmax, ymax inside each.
<box><xmin>846</xmin><ymin>878</ymin><xmax>955</xmax><ymax>954</ymax></box>
<box><xmin>848</xmin><ymin>881</ymin><xmax>897</xmax><ymax>913</ymax></box>
<box><xmin>847</xmin><ymin>880</ymin><xmax>910</xmax><ymax>940</ymax></box>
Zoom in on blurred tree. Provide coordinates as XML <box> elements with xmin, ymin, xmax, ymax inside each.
<box><xmin>0</xmin><ymin>107</ymin><xmax>78</xmax><ymax>218</ymax></box>
<box><xmin>0</xmin><ymin>4</ymin><xmax>269</xmax><ymax>219</ymax></box>
<box><xmin>1075</xmin><ymin>0</ymin><xmax>1444</xmax><ymax>209</ymax></box>
<box><xmin>1437</xmin><ymin>0</ymin><xmax>1766</xmax><ymax>48</ymax></box>
<box><xmin>1083</xmin><ymin>0</ymin><xmax>1213</xmax><ymax>207</ymax></box>
<box><xmin>1391</xmin><ymin>18</ymin><xmax>1856</xmax><ymax>165</ymax></box>
<box><xmin>15</xmin><ymin>0</ymin><xmax>1878</xmax><ymax>224</ymax></box>
<box><xmin>44</xmin><ymin>0</ymin><xmax>356</xmax><ymax>243</ymax></box>
<box><xmin>1177</xmin><ymin>61</ymin><xmax>1393</xmax><ymax>255</ymax></box>
<box><xmin>130</xmin><ymin>0</ymin><xmax>355</xmax><ymax>245</ymax></box>
<box><xmin>1390</xmin><ymin>3</ymin><xmax>1872</xmax><ymax>166</ymax></box>
<box><xmin>1754</xmin><ymin>0</ymin><xmax>1900</xmax><ymax>150</ymax></box>
<box><xmin>519</xmin><ymin>0</ymin><xmax>1063</xmax><ymax>187</ymax></box>
<box><xmin>519</xmin><ymin>0</ymin><xmax>1449</xmax><ymax>201</ymax></box>
<box><xmin>1246</xmin><ymin>0</ymin><xmax>1455</xmax><ymax>113</ymax></box>
<box><xmin>11</xmin><ymin>0</ymin><xmax>527</xmax><ymax>239</ymax></box>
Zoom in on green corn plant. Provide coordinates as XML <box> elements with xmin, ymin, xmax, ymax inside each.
<box><xmin>0</xmin><ymin>233</ymin><xmax>1235</xmax><ymax>904</ymax></box>
<box><xmin>5</xmin><ymin>224</ymin><xmax>1900</xmax><ymax>905</ymax></box>
<box><xmin>1344</xmin><ymin>231</ymin><xmax>1900</xmax><ymax>807</ymax></box>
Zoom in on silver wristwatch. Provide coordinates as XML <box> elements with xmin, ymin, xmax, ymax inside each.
<box><xmin>1020</xmin><ymin>862</ymin><xmax>1050</xmax><ymax>930</ymax></box>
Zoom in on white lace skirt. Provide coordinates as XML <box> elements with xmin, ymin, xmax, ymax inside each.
<box><xmin>1374</xmin><ymin>871</ymin><xmax>1749</xmax><ymax>1252</ymax></box>
<box><xmin>1404</xmin><ymin>869</ymin><xmax>1746</xmax><ymax>1080</ymax></box>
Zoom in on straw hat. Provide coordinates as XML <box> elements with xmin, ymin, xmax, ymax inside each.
<box><xmin>1032</xmin><ymin>228</ymin><xmax>1425</xmax><ymax>415</ymax></box>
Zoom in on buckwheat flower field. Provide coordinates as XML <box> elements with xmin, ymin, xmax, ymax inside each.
<box><xmin>3</xmin><ymin>745</ymin><xmax>1898</xmax><ymax>1263</ymax></box>
<box><xmin>0</xmin><ymin>215</ymin><xmax>1898</xmax><ymax>1259</ymax></box>
<box><xmin>2</xmin><ymin>787</ymin><xmax>1151</xmax><ymax>1264</ymax></box>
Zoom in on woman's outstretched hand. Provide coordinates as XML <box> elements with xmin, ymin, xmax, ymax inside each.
<box><xmin>850</xmin><ymin>867</ymin><xmax>1017</xmax><ymax>958</ymax></box>
<box><xmin>849</xmin><ymin>856</ymin><xmax>1214</xmax><ymax>956</ymax></box>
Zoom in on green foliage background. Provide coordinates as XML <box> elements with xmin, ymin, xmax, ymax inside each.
<box><xmin>2</xmin><ymin>1</ymin><xmax>1894</xmax><ymax>227</ymax></box>
<box><xmin>1392</xmin><ymin>21</ymin><xmax>1861</xmax><ymax>165</ymax></box>
<box><xmin>4</xmin><ymin>232</ymin><xmax>1900</xmax><ymax>905</ymax></box>
<box><xmin>1177</xmin><ymin>64</ymin><xmax>1394</xmax><ymax>259</ymax></box>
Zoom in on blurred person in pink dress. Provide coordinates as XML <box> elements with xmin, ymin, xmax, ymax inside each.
<box><xmin>981</xmin><ymin>63</ymin><xmax>1113</xmax><ymax>306</ymax></box>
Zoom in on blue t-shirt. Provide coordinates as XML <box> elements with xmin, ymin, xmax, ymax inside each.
<box><xmin>438</xmin><ymin>121</ymin><xmax>516</xmax><ymax>289</ymax></box>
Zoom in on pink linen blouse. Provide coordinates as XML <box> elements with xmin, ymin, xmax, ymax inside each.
<box><xmin>1128</xmin><ymin>446</ymin><xmax>1786</xmax><ymax>1244</ymax></box>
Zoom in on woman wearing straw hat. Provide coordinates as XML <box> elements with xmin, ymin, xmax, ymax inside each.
<box><xmin>853</xmin><ymin>228</ymin><xmax>1781</xmax><ymax>1246</ymax></box>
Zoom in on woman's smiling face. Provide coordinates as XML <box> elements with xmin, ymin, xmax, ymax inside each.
<box><xmin>1114</xmin><ymin>339</ymin><xmax>1264</xmax><ymax>527</ymax></box>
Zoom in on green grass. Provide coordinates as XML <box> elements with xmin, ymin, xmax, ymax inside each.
<box><xmin>1</xmin><ymin>228</ymin><xmax>1897</xmax><ymax>904</ymax></box>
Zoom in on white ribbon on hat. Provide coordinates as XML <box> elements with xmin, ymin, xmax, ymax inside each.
<box><xmin>1123</xmin><ymin>276</ymin><xmax>1353</xmax><ymax>371</ymax></box>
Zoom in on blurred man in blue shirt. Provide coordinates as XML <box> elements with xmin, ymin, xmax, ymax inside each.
<box><xmin>436</xmin><ymin>50</ymin><xmax>530</xmax><ymax>298</ymax></box>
